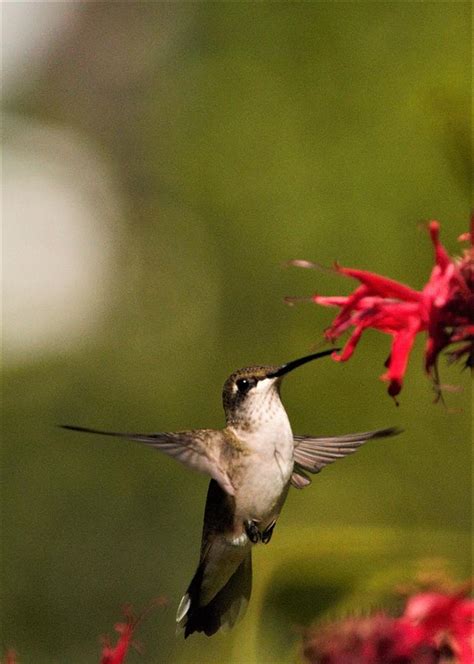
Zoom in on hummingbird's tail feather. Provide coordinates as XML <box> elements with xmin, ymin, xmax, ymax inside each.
<box><xmin>177</xmin><ymin>549</ymin><xmax>252</xmax><ymax>638</ymax></box>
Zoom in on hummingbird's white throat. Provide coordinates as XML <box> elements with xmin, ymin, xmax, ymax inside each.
<box><xmin>231</xmin><ymin>376</ymin><xmax>289</xmax><ymax>437</ymax></box>
<box><xmin>231</xmin><ymin>377</ymin><xmax>293</xmax><ymax>454</ymax></box>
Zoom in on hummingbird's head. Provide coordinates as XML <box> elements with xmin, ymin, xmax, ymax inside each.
<box><xmin>222</xmin><ymin>349</ymin><xmax>337</xmax><ymax>430</ymax></box>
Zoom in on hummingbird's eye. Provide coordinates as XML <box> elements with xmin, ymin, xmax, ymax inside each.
<box><xmin>236</xmin><ymin>377</ymin><xmax>256</xmax><ymax>394</ymax></box>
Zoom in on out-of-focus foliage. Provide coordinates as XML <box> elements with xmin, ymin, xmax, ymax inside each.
<box><xmin>2</xmin><ymin>3</ymin><xmax>471</xmax><ymax>664</ymax></box>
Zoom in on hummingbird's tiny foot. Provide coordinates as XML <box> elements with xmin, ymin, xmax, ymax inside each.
<box><xmin>244</xmin><ymin>519</ymin><xmax>261</xmax><ymax>544</ymax></box>
<box><xmin>261</xmin><ymin>520</ymin><xmax>276</xmax><ymax>544</ymax></box>
<box><xmin>228</xmin><ymin>532</ymin><xmax>248</xmax><ymax>547</ymax></box>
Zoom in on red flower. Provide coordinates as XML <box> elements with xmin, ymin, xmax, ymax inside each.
<box><xmin>100</xmin><ymin>609</ymin><xmax>138</xmax><ymax>664</ymax></box>
<box><xmin>289</xmin><ymin>220</ymin><xmax>473</xmax><ymax>400</ymax></box>
<box><xmin>302</xmin><ymin>613</ymin><xmax>438</xmax><ymax>664</ymax></box>
<box><xmin>402</xmin><ymin>585</ymin><xmax>474</xmax><ymax>664</ymax></box>
<box><xmin>301</xmin><ymin>583</ymin><xmax>473</xmax><ymax>664</ymax></box>
<box><xmin>100</xmin><ymin>599</ymin><xmax>166</xmax><ymax>664</ymax></box>
<box><xmin>1</xmin><ymin>650</ymin><xmax>17</xmax><ymax>664</ymax></box>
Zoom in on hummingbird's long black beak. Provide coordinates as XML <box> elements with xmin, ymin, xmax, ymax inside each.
<box><xmin>266</xmin><ymin>348</ymin><xmax>339</xmax><ymax>379</ymax></box>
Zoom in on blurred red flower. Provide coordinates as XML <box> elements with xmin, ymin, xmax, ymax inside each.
<box><xmin>403</xmin><ymin>585</ymin><xmax>474</xmax><ymax>664</ymax></box>
<box><xmin>1</xmin><ymin>650</ymin><xmax>17</xmax><ymax>664</ymax></box>
<box><xmin>100</xmin><ymin>609</ymin><xmax>138</xmax><ymax>664</ymax></box>
<box><xmin>289</xmin><ymin>221</ymin><xmax>473</xmax><ymax>400</ymax></box>
<box><xmin>302</xmin><ymin>613</ymin><xmax>438</xmax><ymax>664</ymax></box>
<box><xmin>302</xmin><ymin>583</ymin><xmax>473</xmax><ymax>664</ymax></box>
<box><xmin>100</xmin><ymin>599</ymin><xmax>166</xmax><ymax>664</ymax></box>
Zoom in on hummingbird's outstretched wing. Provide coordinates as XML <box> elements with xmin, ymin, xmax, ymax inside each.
<box><xmin>291</xmin><ymin>427</ymin><xmax>400</xmax><ymax>489</ymax></box>
<box><xmin>61</xmin><ymin>425</ymin><xmax>236</xmax><ymax>496</ymax></box>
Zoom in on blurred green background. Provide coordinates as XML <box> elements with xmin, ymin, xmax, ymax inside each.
<box><xmin>2</xmin><ymin>3</ymin><xmax>471</xmax><ymax>663</ymax></box>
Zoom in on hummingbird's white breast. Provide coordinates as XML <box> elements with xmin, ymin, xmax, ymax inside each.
<box><xmin>229</xmin><ymin>379</ymin><xmax>294</xmax><ymax>529</ymax></box>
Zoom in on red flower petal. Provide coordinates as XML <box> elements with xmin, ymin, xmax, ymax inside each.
<box><xmin>381</xmin><ymin>317</ymin><xmax>421</xmax><ymax>397</ymax></box>
<box><xmin>99</xmin><ymin>599</ymin><xmax>166</xmax><ymax>664</ymax></box>
<box><xmin>332</xmin><ymin>325</ymin><xmax>364</xmax><ymax>361</ymax></box>
<box><xmin>101</xmin><ymin>620</ymin><xmax>134</xmax><ymax>664</ymax></box>
<box><xmin>291</xmin><ymin>221</ymin><xmax>474</xmax><ymax>399</ymax></box>
<box><xmin>337</xmin><ymin>266</ymin><xmax>421</xmax><ymax>302</ymax></box>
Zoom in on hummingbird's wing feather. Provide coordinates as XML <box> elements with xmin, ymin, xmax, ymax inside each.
<box><xmin>292</xmin><ymin>427</ymin><xmax>400</xmax><ymax>485</ymax></box>
<box><xmin>61</xmin><ymin>425</ymin><xmax>235</xmax><ymax>496</ymax></box>
<box><xmin>290</xmin><ymin>466</ymin><xmax>312</xmax><ymax>489</ymax></box>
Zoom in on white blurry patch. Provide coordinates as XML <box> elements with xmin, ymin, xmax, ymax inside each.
<box><xmin>3</xmin><ymin>116</ymin><xmax>120</xmax><ymax>364</ymax></box>
<box><xmin>175</xmin><ymin>593</ymin><xmax>191</xmax><ymax>624</ymax></box>
<box><xmin>1</xmin><ymin>2</ymin><xmax>78</xmax><ymax>96</ymax></box>
<box><xmin>228</xmin><ymin>532</ymin><xmax>249</xmax><ymax>547</ymax></box>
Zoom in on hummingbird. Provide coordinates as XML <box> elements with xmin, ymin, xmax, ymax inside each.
<box><xmin>62</xmin><ymin>349</ymin><xmax>398</xmax><ymax>638</ymax></box>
